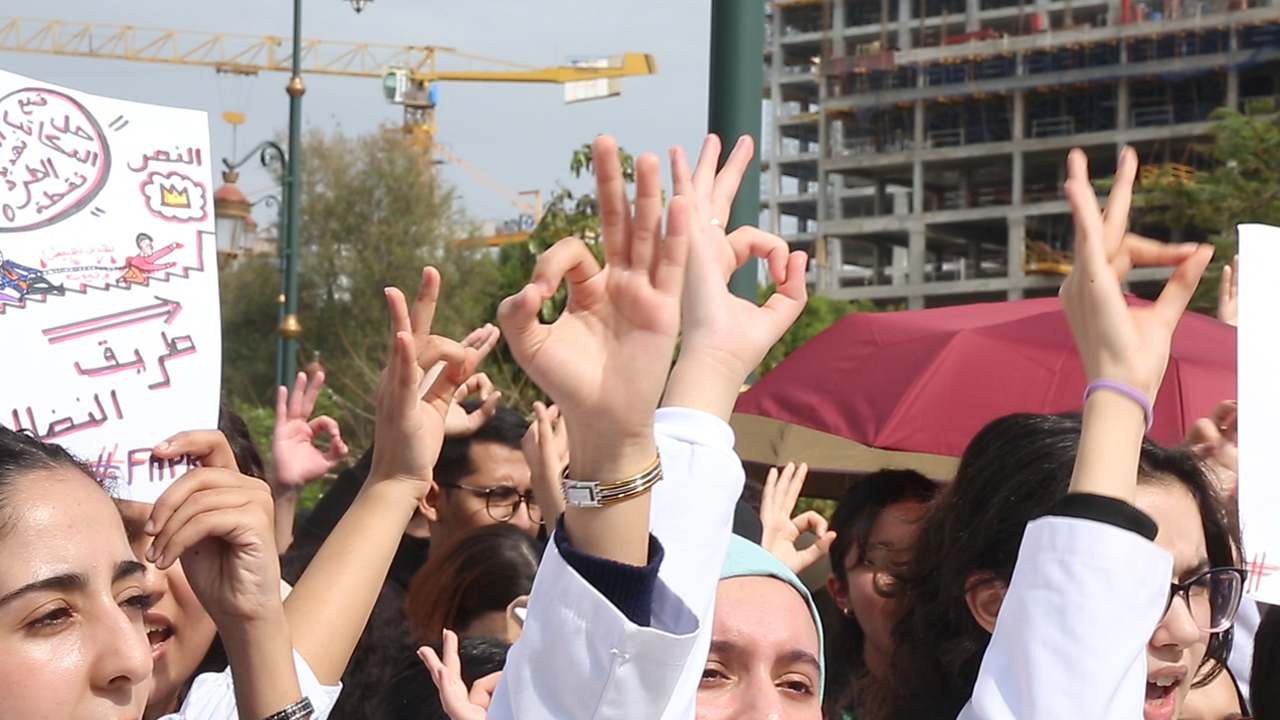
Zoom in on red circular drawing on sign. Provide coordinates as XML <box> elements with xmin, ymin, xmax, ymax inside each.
<box><xmin>0</xmin><ymin>88</ymin><xmax>110</xmax><ymax>232</ymax></box>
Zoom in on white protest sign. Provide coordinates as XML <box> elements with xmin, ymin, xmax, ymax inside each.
<box><xmin>0</xmin><ymin>69</ymin><xmax>220</xmax><ymax>503</ymax></box>
<box><xmin>1237</xmin><ymin>223</ymin><xmax>1280</xmax><ymax>605</ymax></box>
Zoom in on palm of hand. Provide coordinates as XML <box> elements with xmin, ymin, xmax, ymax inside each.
<box><xmin>273</xmin><ymin>421</ymin><xmax>331</xmax><ymax>488</ymax></box>
<box><xmin>373</xmin><ymin>368</ymin><xmax>447</xmax><ymax>489</ymax></box>
<box><xmin>521</xmin><ymin>268</ymin><xmax>679</xmax><ymax>424</ymax></box>
<box><xmin>182</xmin><ymin>531</ymin><xmax>276</xmax><ymax>623</ymax></box>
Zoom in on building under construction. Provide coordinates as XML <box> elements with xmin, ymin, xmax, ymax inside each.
<box><xmin>763</xmin><ymin>0</ymin><xmax>1280</xmax><ymax>307</ymax></box>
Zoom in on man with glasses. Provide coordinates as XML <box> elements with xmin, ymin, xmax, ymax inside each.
<box><xmin>412</xmin><ymin>402</ymin><xmax>542</xmax><ymax>552</ymax></box>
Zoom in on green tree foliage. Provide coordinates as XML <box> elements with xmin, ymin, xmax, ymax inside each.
<box><xmin>220</xmin><ymin>127</ymin><xmax>500</xmax><ymax>450</ymax></box>
<box><xmin>1128</xmin><ymin>101</ymin><xmax>1280</xmax><ymax>310</ymax></box>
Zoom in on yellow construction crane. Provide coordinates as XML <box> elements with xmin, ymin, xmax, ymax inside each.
<box><xmin>432</xmin><ymin>142</ymin><xmax>542</xmax><ymax>247</ymax></box>
<box><xmin>0</xmin><ymin>17</ymin><xmax>658</xmax><ymax>145</ymax></box>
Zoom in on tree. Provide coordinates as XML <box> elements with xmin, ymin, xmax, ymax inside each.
<box><xmin>220</xmin><ymin>126</ymin><xmax>500</xmax><ymax>450</ymax></box>
<box><xmin>1128</xmin><ymin>101</ymin><xmax>1280</xmax><ymax>310</ymax></box>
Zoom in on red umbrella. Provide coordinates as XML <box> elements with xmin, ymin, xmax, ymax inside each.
<box><xmin>733</xmin><ymin>296</ymin><xmax>1235</xmax><ymax>477</ymax></box>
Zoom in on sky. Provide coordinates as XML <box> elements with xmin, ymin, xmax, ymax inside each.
<box><xmin>1</xmin><ymin>0</ymin><xmax>716</xmax><ymax>226</ymax></box>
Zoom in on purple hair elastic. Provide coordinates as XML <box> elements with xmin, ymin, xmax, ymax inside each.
<box><xmin>1083</xmin><ymin>379</ymin><xmax>1154</xmax><ymax>431</ymax></box>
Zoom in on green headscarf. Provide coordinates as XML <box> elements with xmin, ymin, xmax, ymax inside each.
<box><xmin>719</xmin><ymin>534</ymin><xmax>826</xmax><ymax>697</ymax></box>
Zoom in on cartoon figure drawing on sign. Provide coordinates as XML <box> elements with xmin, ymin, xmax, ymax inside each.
<box><xmin>0</xmin><ymin>248</ymin><xmax>63</xmax><ymax>303</ymax></box>
<box><xmin>118</xmin><ymin>232</ymin><xmax>182</xmax><ymax>285</ymax></box>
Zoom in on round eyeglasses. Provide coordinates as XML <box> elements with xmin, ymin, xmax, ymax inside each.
<box><xmin>438</xmin><ymin>482</ymin><xmax>544</xmax><ymax>525</ymax></box>
<box><xmin>1165</xmin><ymin>567</ymin><xmax>1246</xmax><ymax>633</ymax></box>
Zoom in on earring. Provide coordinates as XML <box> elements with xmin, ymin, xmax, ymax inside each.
<box><xmin>842</xmin><ymin>607</ymin><xmax>855</xmax><ymax>618</ymax></box>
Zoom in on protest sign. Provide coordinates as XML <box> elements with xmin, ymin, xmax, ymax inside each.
<box><xmin>1237</xmin><ymin>223</ymin><xmax>1280</xmax><ymax>605</ymax></box>
<box><xmin>0</xmin><ymin>69</ymin><xmax>220</xmax><ymax>503</ymax></box>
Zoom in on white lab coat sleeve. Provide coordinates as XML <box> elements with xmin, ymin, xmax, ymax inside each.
<box><xmin>650</xmin><ymin>406</ymin><xmax>747</xmax><ymax>720</ymax></box>
<box><xmin>1229</xmin><ymin>596</ymin><xmax>1262</xmax><ymax>711</ymax></box>
<box><xmin>162</xmin><ymin>649</ymin><xmax>342</xmax><ymax>720</ymax></box>
<box><xmin>960</xmin><ymin>516</ymin><xmax>1173</xmax><ymax>720</ymax></box>
<box><xmin>486</xmin><ymin>535</ymin><xmax>700</xmax><ymax>720</ymax></box>
<box><xmin>487</xmin><ymin>407</ymin><xmax>742</xmax><ymax>720</ymax></box>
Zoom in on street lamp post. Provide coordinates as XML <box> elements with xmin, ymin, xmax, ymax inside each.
<box><xmin>215</xmin><ymin>0</ymin><xmax>366</xmax><ymax>389</ymax></box>
<box><xmin>708</xmin><ymin>0</ymin><xmax>767</xmax><ymax>304</ymax></box>
<box><xmin>218</xmin><ymin>142</ymin><xmax>290</xmax><ymax>385</ymax></box>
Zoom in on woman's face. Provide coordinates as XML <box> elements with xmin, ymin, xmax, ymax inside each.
<box><xmin>831</xmin><ymin>500</ymin><xmax>927</xmax><ymax>670</ymax></box>
<box><xmin>0</xmin><ymin>468</ymin><xmax>154</xmax><ymax>720</ymax></box>
<box><xmin>1134</xmin><ymin>481</ymin><xmax>1212</xmax><ymax>720</ymax></box>
<box><xmin>118</xmin><ymin>500</ymin><xmax>218</xmax><ymax>718</ymax></box>
<box><xmin>697</xmin><ymin>576</ymin><xmax>822</xmax><ymax>720</ymax></box>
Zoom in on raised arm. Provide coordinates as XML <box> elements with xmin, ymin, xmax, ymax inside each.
<box><xmin>497</xmin><ymin>135</ymin><xmax>689</xmax><ymax>565</ymax></box>
<box><xmin>484</xmin><ymin>135</ymin><xmax>695</xmax><ymax>720</ymax></box>
<box><xmin>148</xmin><ymin>431</ymin><xmax>304</xmax><ymax>720</ymax></box>
<box><xmin>282</xmin><ymin>268</ymin><xmax>476</xmax><ymax>685</ymax></box>
<box><xmin>963</xmin><ymin>146</ymin><xmax>1213</xmax><ymax>720</ymax></box>
<box><xmin>270</xmin><ymin>371</ymin><xmax>349</xmax><ymax>552</ymax></box>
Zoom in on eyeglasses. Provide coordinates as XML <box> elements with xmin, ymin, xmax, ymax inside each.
<box><xmin>438</xmin><ymin>482</ymin><xmax>544</xmax><ymax>525</ymax></box>
<box><xmin>1164</xmin><ymin>567</ymin><xmax>1246</xmax><ymax>633</ymax></box>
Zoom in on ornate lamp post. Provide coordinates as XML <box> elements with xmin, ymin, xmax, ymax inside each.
<box><xmin>213</xmin><ymin>0</ymin><xmax>369</xmax><ymax>388</ymax></box>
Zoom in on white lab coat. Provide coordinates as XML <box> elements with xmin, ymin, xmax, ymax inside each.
<box><xmin>493</xmin><ymin>410</ymin><xmax>1179</xmax><ymax>720</ymax></box>
<box><xmin>488</xmin><ymin>407</ymin><xmax>743</xmax><ymax>720</ymax></box>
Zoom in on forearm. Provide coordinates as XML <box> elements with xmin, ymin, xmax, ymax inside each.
<box><xmin>218</xmin><ymin>609</ymin><xmax>304</xmax><ymax>720</ymax></box>
<box><xmin>561</xmin><ymin>424</ymin><xmax>658</xmax><ymax>567</ymax></box>
<box><xmin>662</xmin><ymin>351</ymin><xmax>745</xmax><ymax>421</ymax></box>
<box><xmin>283</xmin><ymin>481</ymin><xmax>416</xmax><ymax>684</ymax></box>
<box><xmin>271</xmin><ymin>488</ymin><xmax>300</xmax><ymax>553</ymax></box>
<box><xmin>1068</xmin><ymin>391</ymin><xmax>1146</xmax><ymax>503</ymax></box>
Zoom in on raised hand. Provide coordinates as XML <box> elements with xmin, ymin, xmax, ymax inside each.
<box><xmin>422</xmin><ymin>323</ymin><xmax>502</xmax><ymax>398</ymax></box>
<box><xmin>522</xmin><ymin>401</ymin><xmax>569</xmax><ymax>521</ymax></box>
<box><xmin>664</xmin><ymin>134</ymin><xmax>808</xmax><ymax>419</ymax></box>
<box><xmin>419</xmin><ymin>630</ymin><xmax>500</xmax><ymax>720</ymax></box>
<box><xmin>1185</xmin><ymin>399</ymin><xmax>1238</xmax><ymax>497</ymax></box>
<box><xmin>444</xmin><ymin>371</ymin><xmax>503</xmax><ymax>438</ymax></box>
<box><xmin>285</xmin><ymin>268</ymin><xmax>478</xmax><ymax>686</ymax></box>
<box><xmin>369</xmin><ymin>268</ymin><xmax>478</xmax><ymax>494</ymax></box>
<box><xmin>1058</xmin><ymin>147</ymin><xmax>1213</xmax><ymax>400</ymax></box>
<box><xmin>149</xmin><ymin>431</ymin><xmax>304</xmax><ymax>720</ymax></box>
<box><xmin>1059</xmin><ymin>147</ymin><xmax>1213</xmax><ymax>501</ymax></box>
<box><xmin>1218</xmin><ymin>255</ymin><xmax>1238</xmax><ymax>327</ymax></box>
<box><xmin>148</xmin><ymin>430</ymin><xmax>280</xmax><ymax>621</ymax></box>
<box><xmin>497</xmin><ymin>135</ymin><xmax>690</xmax><ymax>480</ymax></box>
<box><xmin>271</xmin><ymin>370</ymin><xmax>349</xmax><ymax>491</ymax></box>
<box><xmin>760</xmin><ymin>462</ymin><xmax>836</xmax><ymax>574</ymax></box>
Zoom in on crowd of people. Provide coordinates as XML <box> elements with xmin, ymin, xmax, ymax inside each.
<box><xmin>0</xmin><ymin>132</ymin><xmax>1274</xmax><ymax>720</ymax></box>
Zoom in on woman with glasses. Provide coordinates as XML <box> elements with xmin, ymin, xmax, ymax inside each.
<box><xmin>860</xmin><ymin>148</ymin><xmax>1245</xmax><ymax>720</ymax></box>
<box><xmin>861</xmin><ymin>413</ymin><xmax>1243</xmax><ymax>720</ymax></box>
<box><xmin>824</xmin><ymin>469</ymin><xmax>938</xmax><ymax>718</ymax></box>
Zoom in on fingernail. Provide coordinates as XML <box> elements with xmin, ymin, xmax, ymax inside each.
<box><xmin>154</xmin><ymin>441</ymin><xmax>169</xmax><ymax>451</ymax></box>
<box><xmin>535</xmin><ymin>281</ymin><xmax>551</xmax><ymax>296</ymax></box>
<box><xmin>145</xmin><ymin>544</ymin><xmax>158</xmax><ymax>561</ymax></box>
<box><xmin>143</xmin><ymin>519</ymin><xmax>155</xmax><ymax>535</ymax></box>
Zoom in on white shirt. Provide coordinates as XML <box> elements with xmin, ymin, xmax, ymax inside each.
<box><xmin>163</xmin><ymin>650</ymin><xmax>343</xmax><ymax>720</ymax></box>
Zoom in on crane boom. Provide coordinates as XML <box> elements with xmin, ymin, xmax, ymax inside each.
<box><xmin>0</xmin><ymin>17</ymin><xmax>657</xmax><ymax>82</ymax></box>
